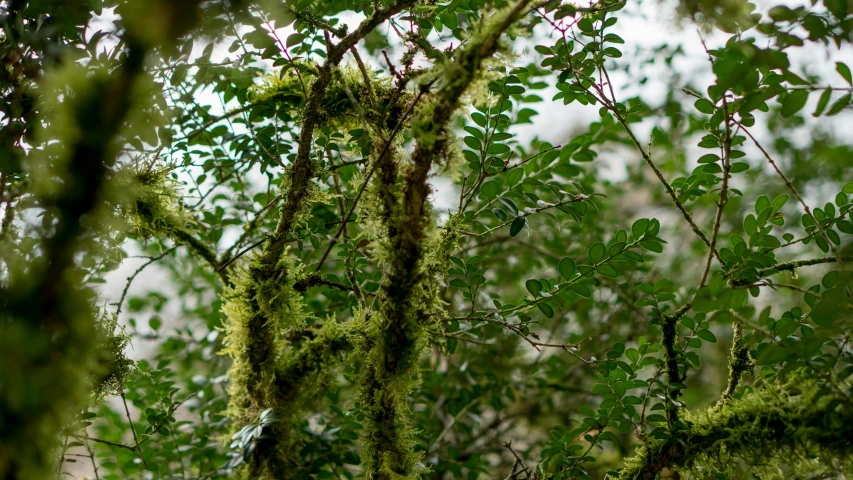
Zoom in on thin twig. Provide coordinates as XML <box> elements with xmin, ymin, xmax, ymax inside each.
<box><xmin>699</xmin><ymin>96</ymin><xmax>733</xmax><ymax>288</ymax></box>
<box><xmin>350</xmin><ymin>47</ymin><xmax>376</xmax><ymax>108</ymax></box>
<box><xmin>114</xmin><ymin>247</ymin><xmax>177</xmax><ymax>317</ymax></box>
<box><xmin>121</xmin><ymin>393</ymin><xmax>147</xmax><ymax>467</ymax></box>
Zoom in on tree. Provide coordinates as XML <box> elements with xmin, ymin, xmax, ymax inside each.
<box><xmin>1</xmin><ymin>0</ymin><xmax>852</xmax><ymax>478</ymax></box>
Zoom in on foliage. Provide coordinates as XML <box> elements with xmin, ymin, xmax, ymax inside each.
<box><xmin>0</xmin><ymin>0</ymin><xmax>852</xmax><ymax>479</ymax></box>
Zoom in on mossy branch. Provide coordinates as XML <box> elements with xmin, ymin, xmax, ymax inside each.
<box><xmin>730</xmin><ymin>256</ymin><xmax>849</xmax><ymax>287</ymax></box>
<box><xmin>222</xmin><ymin>2</ymin><xmax>416</xmax><ymax>478</ymax></box>
<box><xmin>358</xmin><ymin>2</ymin><xmax>534</xmax><ymax>477</ymax></box>
<box><xmin>617</xmin><ymin>376</ymin><xmax>853</xmax><ymax>479</ymax></box>
<box><xmin>238</xmin><ymin>322</ymin><xmax>353</xmax><ymax>477</ymax></box>
<box><xmin>719</xmin><ymin>322</ymin><xmax>751</xmax><ymax>404</ymax></box>
<box><xmin>258</xmin><ymin>0</ymin><xmax>417</xmax><ymax>280</ymax></box>
<box><xmin>0</xmin><ymin>44</ymin><xmax>149</xmax><ymax>480</ymax></box>
<box><xmin>0</xmin><ymin>0</ymin><xmax>211</xmax><ymax>471</ymax></box>
<box><xmin>660</xmin><ymin>303</ymin><xmax>691</xmax><ymax>423</ymax></box>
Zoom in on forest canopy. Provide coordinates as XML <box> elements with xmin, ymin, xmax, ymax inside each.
<box><xmin>0</xmin><ymin>0</ymin><xmax>852</xmax><ymax>478</ymax></box>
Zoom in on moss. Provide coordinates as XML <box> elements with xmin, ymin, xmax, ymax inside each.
<box><xmin>250</xmin><ymin>64</ymin><xmax>414</xmax><ymax>132</ymax></box>
<box><xmin>354</xmin><ymin>3</ymin><xmax>531</xmax><ymax>477</ymax></box>
<box><xmin>617</xmin><ymin>374</ymin><xmax>853</xmax><ymax>479</ymax></box>
<box><xmin>90</xmin><ymin>312</ymin><xmax>134</xmax><ymax>399</ymax></box>
<box><xmin>111</xmin><ymin>159</ymin><xmax>225</xmax><ymax>279</ymax></box>
<box><xmin>221</xmin><ymin>251</ymin><xmax>306</xmax><ymax>417</ymax></box>
<box><xmin>718</xmin><ymin>322</ymin><xmax>751</xmax><ymax>404</ymax></box>
<box><xmin>356</xmin><ymin>208</ymin><xmax>464</xmax><ymax>479</ymax></box>
<box><xmin>221</xmin><ymin>248</ymin><xmax>361</xmax><ymax>478</ymax></box>
<box><xmin>233</xmin><ymin>320</ymin><xmax>354</xmax><ymax>479</ymax></box>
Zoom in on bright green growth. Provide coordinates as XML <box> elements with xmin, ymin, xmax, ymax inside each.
<box><xmin>91</xmin><ymin>312</ymin><xmax>134</xmax><ymax>399</ymax></box>
<box><xmin>619</xmin><ymin>374</ymin><xmax>853</xmax><ymax>479</ymax></box>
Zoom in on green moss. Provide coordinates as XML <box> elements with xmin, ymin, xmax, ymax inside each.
<box><xmin>222</xmin><ymin>251</ymin><xmax>306</xmax><ymax>417</ymax></box>
<box><xmin>250</xmin><ymin>64</ymin><xmax>413</xmax><ymax>132</ymax></box>
<box><xmin>90</xmin><ymin>312</ymin><xmax>133</xmax><ymax>399</ymax></box>
<box><xmin>232</xmin><ymin>319</ymin><xmax>354</xmax><ymax>479</ymax></box>
<box><xmin>356</xmin><ymin>213</ymin><xmax>464</xmax><ymax>479</ymax></box>
<box><xmin>618</xmin><ymin>374</ymin><xmax>853</xmax><ymax>479</ymax></box>
<box><xmin>221</xmin><ymin>249</ymin><xmax>362</xmax><ymax>478</ymax></box>
<box><xmin>353</xmin><ymin>3</ymin><xmax>530</xmax><ymax>476</ymax></box>
<box><xmin>718</xmin><ymin>322</ymin><xmax>752</xmax><ymax>404</ymax></box>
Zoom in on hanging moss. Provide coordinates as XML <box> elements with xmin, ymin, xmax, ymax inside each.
<box><xmin>250</xmin><ymin>64</ymin><xmax>414</xmax><ymax>132</ymax></box>
<box><xmin>110</xmin><ymin>159</ymin><xmax>225</xmax><ymax>278</ymax></box>
<box><xmin>617</xmin><ymin>374</ymin><xmax>853</xmax><ymax>479</ymax></box>
<box><xmin>90</xmin><ymin>311</ymin><xmax>134</xmax><ymax>399</ymax></box>
<box><xmin>112</xmin><ymin>160</ymin><xmax>186</xmax><ymax>235</ymax></box>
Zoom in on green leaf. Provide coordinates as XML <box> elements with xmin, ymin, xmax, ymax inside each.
<box><xmin>694</xmin><ymin>98</ymin><xmax>715</xmax><ymax>114</ymax></box>
<box><xmin>812</xmin><ymin>288</ymin><xmax>851</xmax><ymax>328</ymax></box>
<box><xmin>589</xmin><ymin>242</ymin><xmax>606</xmax><ymax>263</ymax></box>
<box><xmin>837</xmin><ymin>62</ymin><xmax>852</xmax><ymax>85</ymax></box>
<box><xmin>781</xmin><ymin>90</ymin><xmax>808</xmax><ymax>117</ymax></box>
<box><xmin>537</xmin><ymin>302</ymin><xmax>555</xmax><ymax>318</ymax></box>
<box><xmin>756</xmin><ymin>344</ymin><xmax>792</xmax><ymax>365</ymax></box>
<box><xmin>499</xmin><ymin>197</ymin><xmax>520</xmax><ymax>216</ymax></box>
<box><xmin>696</xmin><ymin>329</ymin><xmax>716</xmax><ymax>343</ymax></box>
<box><xmin>285</xmin><ymin>33</ymin><xmax>306</xmax><ymax>48</ymax></box>
<box><xmin>814</xmin><ymin>88</ymin><xmax>832</xmax><ymax>116</ymax></box>
<box><xmin>631</xmin><ymin>218</ymin><xmax>649</xmax><ymax>240</ymax></box>
<box><xmin>509</xmin><ymin>216</ymin><xmax>527</xmax><ymax>237</ymax></box>
<box><xmin>463</xmin><ymin>136</ymin><xmax>482</xmax><ymax>150</ymax></box>
<box><xmin>827</xmin><ymin>93</ymin><xmax>851</xmax><ymax>116</ymax></box>
<box><xmin>597</xmin><ymin>264</ymin><xmax>619</xmax><ymax>278</ymax></box>
<box><xmin>506</xmin><ymin>168</ymin><xmax>523</xmax><ymax>186</ymax></box>
<box><xmin>558</xmin><ymin>257</ymin><xmax>577</xmax><ymax>280</ymax></box>
<box><xmin>526</xmin><ymin>279</ymin><xmax>543</xmax><ymax>297</ymax></box>
<box><xmin>730</xmin><ymin>162</ymin><xmax>750</xmax><ymax>173</ymax></box>
<box><xmin>480</xmin><ymin>181</ymin><xmax>499</xmax><ymax>199</ymax></box>
<box><xmin>639</xmin><ymin>240</ymin><xmax>663</xmax><ymax>253</ymax></box>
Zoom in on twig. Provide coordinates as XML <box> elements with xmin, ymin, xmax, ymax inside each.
<box><xmin>83</xmin><ymin>436</ymin><xmax>136</xmax><ymax>452</ymax></box>
<box><xmin>350</xmin><ymin>47</ymin><xmax>376</xmax><ymax>108</ymax></box>
<box><xmin>328</xmin><ymin>158</ymin><xmax>368</xmax><ymax>171</ymax></box>
<box><xmin>121</xmin><ymin>393</ymin><xmax>147</xmax><ymax>467</ymax></box>
<box><xmin>699</xmin><ymin>96</ymin><xmax>733</xmax><ymax>288</ymax></box>
<box><xmin>114</xmin><ymin>247</ymin><xmax>177</xmax><ymax>317</ymax></box>
<box><xmin>730</xmin><ymin>255</ymin><xmax>846</xmax><ymax>286</ymax></box>
<box><xmin>221</xmin><ymin>193</ymin><xmax>283</xmax><ymax>262</ymax></box>
<box><xmin>217</xmin><ymin>235</ymin><xmax>272</xmax><ymax>272</ymax></box>
<box><xmin>503</xmin><ymin>441</ymin><xmax>531</xmax><ymax>479</ymax></box>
